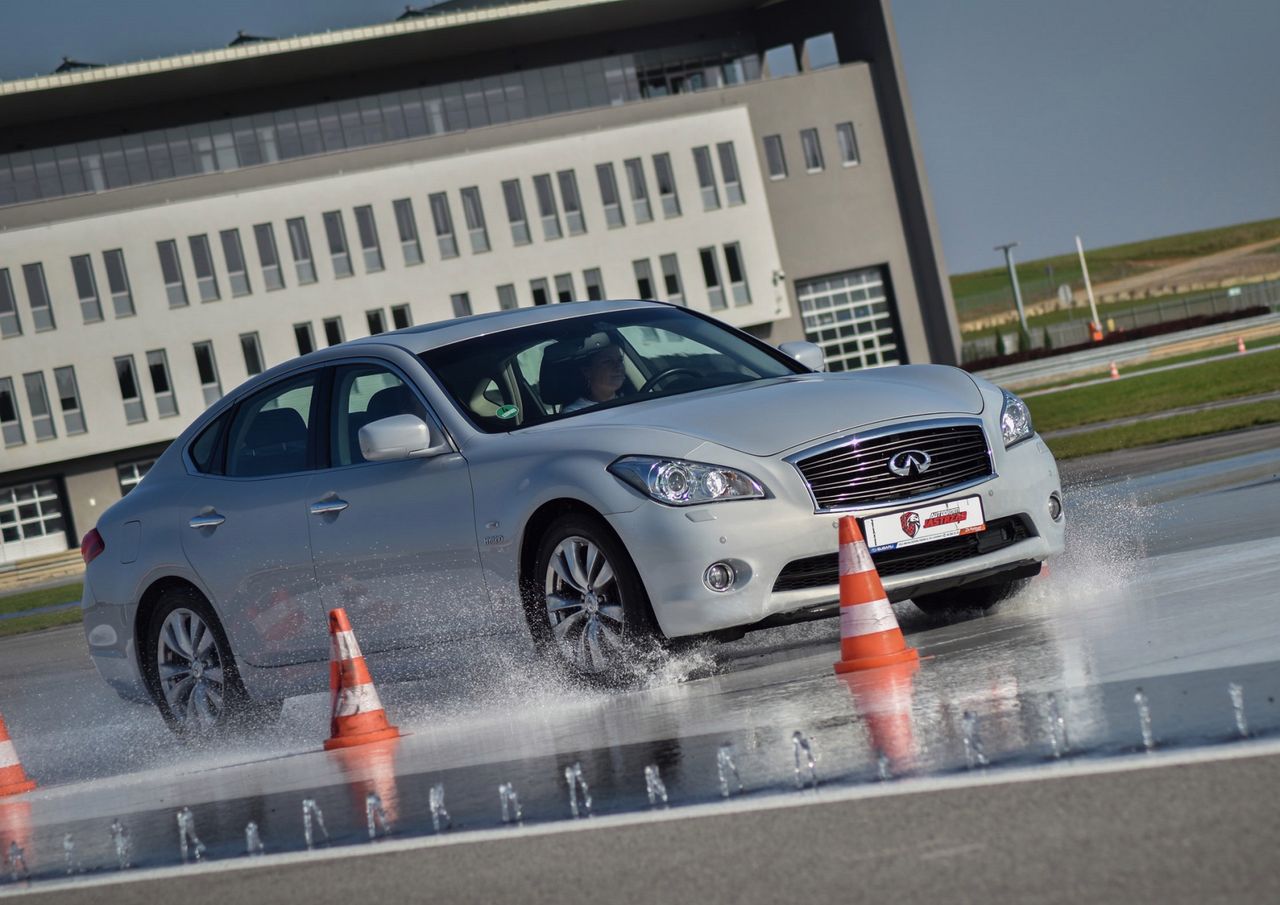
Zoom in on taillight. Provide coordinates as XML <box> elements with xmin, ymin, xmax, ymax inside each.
<box><xmin>81</xmin><ymin>528</ymin><xmax>105</xmax><ymax>565</ymax></box>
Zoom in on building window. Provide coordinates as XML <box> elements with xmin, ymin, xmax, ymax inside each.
<box><xmin>253</xmin><ymin>223</ymin><xmax>285</xmax><ymax>290</ymax></box>
<box><xmin>323</xmin><ymin>210</ymin><xmax>354</xmax><ymax>277</ymax></box>
<box><xmin>220</xmin><ymin>229</ymin><xmax>252</xmax><ymax>296</ymax></box>
<box><xmin>115</xmin><ymin>355</ymin><xmax>147</xmax><ymax>423</ymax></box>
<box><xmin>117</xmin><ymin>459</ymin><xmax>155</xmax><ymax>496</ymax></box>
<box><xmin>285</xmin><ymin>217</ymin><xmax>317</xmax><ymax>284</ymax></box>
<box><xmin>193</xmin><ymin>341</ymin><xmax>222</xmax><ymax>405</ymax></box>
<box><xmin>762</xmin><ymin>134</ymin><xmax>788</xmax><ymax>179</ymax></box>
<box><xmin>0</xmin><ymin>377</ymin><xmax>23</xmax><ymax>446</ymax></box>
<box><xmin>623</xmin><ymin>158</ymin><xmax>653</xmax><ymax>223</ymax></box>
<box><xmin>717</xmin><ymin>142</ymin><xmax>745</xmax><ymax>205</ymax></box>
<box><xmin>354</xmin><ymin>205</ymin><xmax>385</xmax><ymax>271</ymax></box>
<box><xmin>554</xmin><ymin>273</ymin><xmax>575</xmax><ymax>303</ymax></box>
<box><xmin>323</xmin><ymin>317</ymin><xmax>345</xmax><ymax>346</ymax></box>
<box><xmin>0</xmin><ymin>479</ymin><xmax>63</xmax><ymax>545</ymax></box>
<box><xmin>660</xmin><ymin>254</ymin><xmax>685</xmax><ymax>305</ymax></box>
<box><xmin>633</xmin><ymin>259</ymin><xmax>655</xmax><ymax>299</ymax></box>
<box><xmin>53</xmin><ymin>365</ymin><xmax>86</xmax><ymax>434</ymax></box>
<box><xmin>451</xmin><ymin>292</ymin><xmax>473</xmax><ymax>318</ymax></box>
<box><xmin>723</xmin><ymin>242</ymin><xmax>751</xmax><ymax>305</ymax></box>
<box><xmin>530</xmin><ymin>278</ymin><xmax>550</xmax><ymax>306</ymax></box>
<box><xmin>692</xmin><ymin>147</ymin><xmax>720</xmax><ymax>210</ymax></box>
<box><xmin>583</xmin><ymin>268</ymin><xmax>605</xmax><ymax>301</ymax></box>
<box><xmin>156</xmin><ymin>241</ymin><xmax>189</xmax><ymax>308</ymax></box>
<box><xmin>188</xmin><ymin>234</ymin><xmax>221</xmax><ymax>302</ymax></box>
<box><xmin>23</xmin><ymin>372</ymin><xmax>56</xmax><ymax>440</ymax></box>
<box><xmin>501</xmin><ymin>179</ymin><xmax>531</xmax><ymax>246</ymax></box>
<box><xmin>653</xmin><ymin>153</ymin><xmax>681</xmax><ymax>217</ymax></box>
<box><xmin>294</xmin><ymin>322</ymin><xmax>315</xmax><ymax>356</ymax></box>
<box><xmin>23</xmin><ymin>263</ymin><xmax>57</xmax><ymax>329</ymax></box>
<box><xmin>429</xmin><ymin>192</ymin><xmax>459</xmax><ymax>259</ymax></box>
<box><xmin>800</xmin><ymin>127</ymin><xmax>825</xmax><ymax>172</ymax></box>
<box><xmin>532</xmin><ymin>174</ymin><xmax>562</xmax><ymax>240</ymax></box>
<box><xmin>459</xmin><ymin>188</ymin><xmax>490</xmax><ymax>254</ymax></box>
<box><xmin>240</xmin><ymin>332</ymin><xmax>265</xmax><ymax>376</ymax></box>
<box><xmin>366</xmin><ymin>309</ymin><xmax>386</xmax><ymax>335</ymax></box>
<box><xmin>101</xmin><ymin>249</ymin><xmax>136</xmax><ymax>317</ymax></box>
<box><xmin>145</xmin><ymin>349</ymin><xmax>178</xmax><ymax>417</ymax></box>
<box><xmin>595</xmin><ymin>163</ymin><xmax>625</xmax><ymax>228</ymax></box>
<box><xmin>0</xmin><ymin>269</ymin><xmax>23</xmax><ymax>337</ymax></box>
<box><xmin>71</xmin><ymin>254</ymin><xmax>103</xmax><ymax>323</ymax></box>
<box><xmin>796</xmin><ymin>267</ymin><xmax>902</xmax><ymax>371</ymax></box>
<box><xmin>392</xmin><ymin>198</ymin><xmax>423</xmax><ymax>265</ymax></box>
<box><xmin>496</xmin><ymin>284</ymin><xmax>519</xmax><ymax>311</ymax></box>
<box><xmin>557</xmin><ymin>171</ymin><xmax>586</xmax><ymax>235</ymax></box>
<box><xmin>699</xmin><ymin>247</ymin><xmax>726</xmax><ymax>309</ymax></box>
<box><xmin>836</xmin><ymin>122</ymin><xmax>860</xmax><ymax>166</ymax></box>
<box><xmin>390</xmin><ymin>304</ymin><xmax>412</xmax><ymax>329</ymax></box>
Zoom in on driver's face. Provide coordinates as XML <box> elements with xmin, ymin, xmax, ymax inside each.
<box><xmin>584</xmin><ymin>347</ymin><xmax>625</xmax><ymax>397</ymax></box>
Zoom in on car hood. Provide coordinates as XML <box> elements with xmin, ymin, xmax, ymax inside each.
<box><xmin>580</xmin><ymin>365</ymin><xmax>985</xmax><ymax>456</ymax></box>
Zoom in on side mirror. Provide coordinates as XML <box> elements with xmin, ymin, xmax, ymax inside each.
<box><xmin>779</xmin><ymin>341</ymin><xmax>827</xmax><ymax>372</ymax></box>
<box><xmin>358</xmin><ymin>414</ymin><xmax>449</xmax><ymax>462</ymax></box>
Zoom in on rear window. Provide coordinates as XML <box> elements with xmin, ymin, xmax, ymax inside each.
<box><xmin>189</xmin><ymin>412</ymin><xmax>228</xmax><ymax>474</ymax></box>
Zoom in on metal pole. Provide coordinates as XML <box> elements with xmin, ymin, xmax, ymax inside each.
<box><xmin>1075</xmin><ymin>235</ymin><xmax>1103</xmax><ymax>337</ymax></box>
<box><xmin>994</xmin><ymin>242</ymin><xmax>1029</xmax><ymax>336</ymax></box>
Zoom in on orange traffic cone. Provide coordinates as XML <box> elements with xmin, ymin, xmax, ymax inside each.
<box><xmin>833</xmin><ymin>517</ymin><xmax>920</xmax><ymax>674</ymax></box>
<box><xmin>1237</xmin><ymin>336</ymin><xmax>1247</xmax><ymax>354</ymax></box>
<box><xmin>0</xmin><ymin>711</ymin><xmax>36</xmax><ymax>797</ymax></box>
<box><xmin>839</xmin><ymin>659</ymin><xmax>920</xmax><ymax>773</ymax></box>
<box><xmin>324</xmin><ymin>609</ymin><xmax>401</xmax><ymax>751</ymax></box>
<box><xmin>1109</xmin><ymin>361</ymin><xmax>1120</xmax><ymax>380</ymax></box>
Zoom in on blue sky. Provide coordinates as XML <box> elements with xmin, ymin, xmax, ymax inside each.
<box><xmin>3</xmin><ymin>1</ymin><xmax>1277</xmax><ymax>273</ymax></box>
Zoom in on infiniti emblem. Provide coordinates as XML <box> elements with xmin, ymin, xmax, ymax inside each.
<box><xmin>888</xmin><ymin>449</ymin><xmax>932</xmax><ymax>477</ymax></box>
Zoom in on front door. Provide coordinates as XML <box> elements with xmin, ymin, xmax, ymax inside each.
<box><xmin>308</xmin><ymin>362</ymin><xmax>490</xmax><ymax>653</ymax></box>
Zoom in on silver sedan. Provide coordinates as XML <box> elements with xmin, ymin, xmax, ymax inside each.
<box><xmin>80</xmin><ymin>300</ymin><xmax>1064</xmax><ymax>733</ymax></box>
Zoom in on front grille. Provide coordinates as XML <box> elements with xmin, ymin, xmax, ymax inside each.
<box><xmin>772</xmin><ymin>515</ymin><xmax>1033</xmax><ymax>593</ymax></box>
<box><xmin>792</xmin><ymin>423</ymin><xmax>993</xmax><ymax>511</ymax></box>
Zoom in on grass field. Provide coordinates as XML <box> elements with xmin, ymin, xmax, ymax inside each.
<box><xmin>1023</xmin><ymin>342</ymin><xmax>1278</xmax><ymax>393</ymax></box>
<box><xmin>1026</xmin><ymin>348</ymin><xmax>1280</xmax><ymax>434</ymax></box>
<box><xmin>1044</xmin><ymin>399</ymin><xmax>1280</xmax><ymax>460</ymax></box>
<box><xmin>0</xmin><ymin>582</ymin><xmax>83</xmax><ymax>638</ymax></box>
<box><xmin>952</xmin><ymin>217</ymin><xmax>1280</xmax><ymax>320</ymax></box>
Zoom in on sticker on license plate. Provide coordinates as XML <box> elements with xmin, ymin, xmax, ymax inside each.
<box><xmin>863</xmin><ymin>496</ymin><xmax>986</xmax><ymax>553</ymax></box>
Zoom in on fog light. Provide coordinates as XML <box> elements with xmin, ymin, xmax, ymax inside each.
<box><xmin>704</xmin><ymin>562</ymin><xmax>735</xmax><ymax>592</ymax></box>
<box><xmin>1048</xmin><ymin>492</ymin><xmax>1063</xmax><ymax>521</ymax></box>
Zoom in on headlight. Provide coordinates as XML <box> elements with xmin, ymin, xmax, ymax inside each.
<box><xmin>609</xmin><ymin>456</ymin><xmax>766</xmax><ymax>506</ymax></box>
<box><xmin>999</xmin><ymin>389</ymin><xmax>1034</xmax><ymax>447</ymax></box>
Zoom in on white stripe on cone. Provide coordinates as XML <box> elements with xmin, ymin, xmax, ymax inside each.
<box><xmin>330</xmin><ymin>630</ymin><xmax>362</xmax><ymax>663</ymax></box>
<box><xmin>0</xmin><ymin>739</ymin><xmax>19</xmax><ymax>769</ymax></box>
<box><xmin>333</xmin><ymin>683</ymin><xmax>386</xmax><ymax>719</ymax></box>
<box><xmin>839</xmin><ymin>540</ymin><xmax>875</xmax><ymax>576</ymax></box>
<box><xmin>840</xmin><ymin>598</ymin><xmax>896</xmax><ymax>637</ymax></box>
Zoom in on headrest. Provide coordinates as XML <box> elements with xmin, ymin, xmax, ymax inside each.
<box><xmin>243</xmin><ymin>408</ymin><xmax>307</xmax><ymax>448</ymax></box>
<box><xmin>366</xmin><ymin>384</ymin><xmax>416</xmax><ymax>421</ymax></box>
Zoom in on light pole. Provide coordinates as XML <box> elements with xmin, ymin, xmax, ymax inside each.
<box><xmin>994</xmin><ymin>242</ymin><xmax>1029</xmax><ymax>339</ymax></box>
<box><xmin>1075</xmin><ymin>235</ymin><xmax>1103</xmax><ymax>339</ymax></box>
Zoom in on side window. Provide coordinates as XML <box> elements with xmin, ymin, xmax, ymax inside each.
<box><xmin>331</xmin><ymin>365</ymin><xmax>428</xmax><ymax>467</ymax></box>
<box><xmin>189</xmin><ymin>411</ymin><xmax>230</xmax><ymax>474</ymax></box>
<box><xmin>225</xmin><ymin>373</ymin><xmax>318</xmax><ymax>477</ymax></box>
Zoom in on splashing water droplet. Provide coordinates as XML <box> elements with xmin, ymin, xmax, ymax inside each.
<box><xmin>876</xmin><ymin>751</ymin><xmax>892</xmax><ymax>781</ymax></box>
<box><xmin>1229</xmin><ymin>683</ymin><xmax>1249</xmax><ymax>738</ymax></box>
<box><xmin>1135</xmin><ymin>689</ymin><xmax>1155</xmax><ymax>752</ymax></box>
<box><xmin>1045</xmin><ymin>692</ymin><xmax>1069</xmax><ymax>758</ymax></box>
<box><xmin>644</xmin><ymin>764</ymin><xmax>669</xmax><ymax>808</ymax></box>
<box><xmin>6</xmin><ymin>841</ymin><xmax>29</xmax><ymax>883</ymax></box>
<box><xmin>429</xmin><ymin>783</ymin><xmax>451</xmax><ymax>834</ymax></box>
<box><xmin>498</xmin><ymin>782</ymin><xmax>523</xmax><ymax>825</ymax></box>
<box><xmin>792</xmin><ymin>731</ymin><xmax>817</xmax><ymax>789</ymax></box>
<box><xmin>564</xmin><ymin>762</ymin><xmax>592</xmax><ymax>819</ymax></box>
<box><xmin>302</xmin><ymin>799</ymin><xmax>329</xmax><ymax>849</ymax></box>
<box><xmin>176</xmin><ymin>807</ymin><xmax>206</xmax><ymax>863</ymax></box>
<box><xmin>366</xmin><ymin>792</ymin><xmax>391</xmax><ymax>840</ymax></box>
<box><xmin>717</xmin><ymin>743</ymin><xmax>744</xmax><ymax>798</ymax></box>
<box><xmin>245</xmin><ymin>821</ymin><xmax>265</xmax><ymax>856</ymax></box>
<box><xmin>962</xmin><ymin>711</ymin><xmax>988</xmax><ymax>769</ymax></box>
<box><xmin>62</xmin><ymin>834</ymin><xmax>78</xmax><ymax>875</ymax></box>
<box><xmin>109</xmin><ymin>819</ymin><xmax>132</xmax><ymax>870</ymax></box>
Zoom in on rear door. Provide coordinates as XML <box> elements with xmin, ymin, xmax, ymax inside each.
<box><xmin>308</xmin><ymin>361</ymin><xmax>491</xmax><ymax>652</ymax></box>
<box><xmin>180</xmin><ymin>370</ymin><xmax>329</xmax><ymax>668</ymax></box>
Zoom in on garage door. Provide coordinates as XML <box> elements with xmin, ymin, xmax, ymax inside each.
<box><xmin>0</xmin><ymin>479</ymin><xmax>68</xmax><ymax>565</ymax></box>
<box><xmin>795</xmin><ymin>266</ymin><xmax>903</xmax><ymax>372</ymax></box>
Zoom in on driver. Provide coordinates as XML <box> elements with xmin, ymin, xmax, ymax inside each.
<box><xmin>562</xmin><ymin>335</ymin><xmax>626</xmax><ymax>412</ymax></box>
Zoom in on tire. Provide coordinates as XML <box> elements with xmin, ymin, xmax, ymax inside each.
<box><xmin>911</xmin><ymin>574</ymin><xmax>1034</xmax><ymax>616</ymax></box>
<box><xmin>528</xmin><ymin>513</ymin><xmax>662</xmax><ymax>681</ymax></box>
<box><xmin>143</xmin><ymin>586</ymin><xmax>282</xmax><ymax>736</ymax></box>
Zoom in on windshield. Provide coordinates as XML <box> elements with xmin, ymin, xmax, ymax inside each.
<box><xmin>419</xmin><ymin>306</ymin><xmax>802</xmax><ymax>432</ymax></box>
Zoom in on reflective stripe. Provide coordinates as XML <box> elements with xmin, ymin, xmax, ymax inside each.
<box><xmin>838</xmin><ymin>540</ymin><xmax>875</xmax><ymax>576</ymax></box>
<box><xmin>0</xmin><ymin>739</ymin><xmax>18</xmax><ymax>768</ymax></box>
<box><xmin>839</xmin><ymin>598</ymin><xmax>896</xmax><ymax>637</ymax></box>
<box><xmin>333</xmin><ymin>683</ymin><xmax>385</xmax><ymax>718</ymax></box>
<box><xmin>330</xmin><ymin>629</ymin><xmax>362</xmax><ymax>663</ymax></box>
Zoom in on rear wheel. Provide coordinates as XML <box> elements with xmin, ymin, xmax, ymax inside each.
<box><xmin>530</xmin><ymin>513</ymin><xmax>661</xmax><ymax>680</ymax></box>
<box><xmin>911</xmin><ymin>573</ymin><xmax>1034</xmax><ymax>616</ymax></box>
<box><xmin>144</xmin><ymin>587</ymin><xmax>281</xmax><ymax>736</ymax></box>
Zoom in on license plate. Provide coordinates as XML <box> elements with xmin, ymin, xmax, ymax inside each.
<box><xmin>863</xmin><ymin>496</ymin><xmax>986</xmax><ymax>553</ymax></box>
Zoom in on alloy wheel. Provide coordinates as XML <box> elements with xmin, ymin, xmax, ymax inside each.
<box><xmin>155</xmin><ymin>607</ymin><xmax>226</xmax><ymax>729</ymax></box>
<box><xmin>544</xmin><ymin>535</ymin><xmax>628</xmax><ymax>673</ymax></box>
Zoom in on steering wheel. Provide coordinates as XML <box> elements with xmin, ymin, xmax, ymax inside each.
<box><xmin>639</xmin><ymin>367</ymin><xmax>699</xmax><ymax>394</ymax></box>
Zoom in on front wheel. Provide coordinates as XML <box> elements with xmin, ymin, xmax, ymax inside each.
<box><xmin>910</xmin><ymin>573</ymin><xmax>1034</xmax><ymax>616</ymax></box>
<box><xmin>530</xmin><ymin>513</ymin><xmax>660</xmax><ymax>680</ymax></box>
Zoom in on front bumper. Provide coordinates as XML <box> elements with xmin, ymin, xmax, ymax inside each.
<box><xmin>609</xmin><ymin>435</ymin><xmax>1064</xmax><ymax>638</ymax></box>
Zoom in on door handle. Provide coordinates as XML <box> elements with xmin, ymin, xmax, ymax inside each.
<box><xmin>310</xmin><ymin>498</ymin><xmax>350</xmax><ymax>516</ymax></box>
<box><xmin>189</xmin><ymin>512</ymin><xmax>226</xmax><ymax>529</ymax></box>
